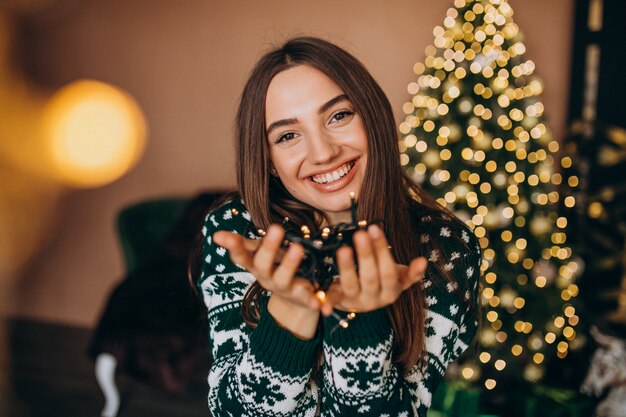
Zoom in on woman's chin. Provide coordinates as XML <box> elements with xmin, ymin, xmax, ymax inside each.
<box><xmin>320</xmin><ymin>206</ymin><xmax>353</xmax><ymax>225</ymax></box>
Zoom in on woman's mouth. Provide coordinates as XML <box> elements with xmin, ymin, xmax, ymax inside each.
<box><xmin>309</xmin><ymin>161</ymin><xmax>355</xmax><ymax>184</ymax></box>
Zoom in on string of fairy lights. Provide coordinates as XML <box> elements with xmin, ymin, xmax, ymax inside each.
<box><xmin>400</xmin><ymin>0</ymin><xmax>583</xmax><ymax>390</ymax></box>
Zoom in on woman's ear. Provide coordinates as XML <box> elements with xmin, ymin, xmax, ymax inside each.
<box><xmin>269</xmin><ymin>166</ymin><xmax>278</xmax><ymax>176</ymax></box>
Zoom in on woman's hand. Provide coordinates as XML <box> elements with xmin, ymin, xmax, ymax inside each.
<box><xmin>321</xmin><ymin>224</ymin><xmax>427</xmax><ymax>316</ymax></box>
<box><xmin>213</xmin><ymin>225</ymin><xmax>321</xmax><ymax>339</ymax></box>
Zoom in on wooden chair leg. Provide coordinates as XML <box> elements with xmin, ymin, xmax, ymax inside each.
<box><xmin>95</xmin><ymin>353</ymin><xmax>120</xmax><ymax>417</ymax></box>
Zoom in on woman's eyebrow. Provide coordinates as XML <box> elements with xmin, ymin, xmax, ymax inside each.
<box><xmin>266</xmin><ymin>94</ymin><xmax>350</xmax><ymax>136</ymax></box>
<box><xmin>317</xmin><ymin>94</ymin><xmax>349</xmax><ymax>115</ymax></box>
<box><xmin>266</xmin><ymin>118</ymin><xmax>298</xmax><ymax>136</ymax></box>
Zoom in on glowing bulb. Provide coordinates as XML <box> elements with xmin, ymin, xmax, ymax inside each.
<box><xmin>494</xmin><ymin>359</ymin><xmax>506</xmax><ymax>370</ymax></box>
<box><xmin>524</xmin><ymin>364</ymin><xmax>544</xmax><ymax>382</ymax></box>
<box><xmin>462</xmin><ymin>366</ymin><xmax>475</xmax><ymax>380</ymax></box>
<box><xmin>43</xmin><ymin>80</ymin><xmax>147</xmax><ymax>188</ymax></box>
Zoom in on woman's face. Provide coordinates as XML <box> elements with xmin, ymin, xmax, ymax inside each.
<box><xmin>265</xmin><ymin>64</ymin><xmax>368</xmax><ymax>224</ymax></box>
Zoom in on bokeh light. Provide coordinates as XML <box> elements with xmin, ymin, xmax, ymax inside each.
<box><xmin>43</xmin><ymin>80</ymin><xmax>147</xmax><ymax>188</ymax></box>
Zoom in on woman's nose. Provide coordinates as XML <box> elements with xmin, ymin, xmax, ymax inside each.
<box><xmin>307</xmin><ymin>131</ymin><xmax>340</xmax><ymax>164</ymax></box>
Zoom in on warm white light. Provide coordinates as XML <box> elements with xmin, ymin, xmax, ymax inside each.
<box><xmin>43</xmin><ymin>80</ymin><xmax>147</xmax><ymax>188</ymax></box>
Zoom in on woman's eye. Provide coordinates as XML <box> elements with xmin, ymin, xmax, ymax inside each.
<box><xmin>276</xmin><ymin>132</ymin><xmax>296</xmax><ymax>143</ymax></box>
<box><xmin>331</xmin><ymin>110</ymin><xmax>354</xmax><ymax>123</ymax></box>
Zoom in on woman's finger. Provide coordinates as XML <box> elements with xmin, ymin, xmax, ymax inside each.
<box><xmin>336</xmin><ymin>246</ymin><xmax>360</xmax><ymax>297</ymax></box>
<box><xmin>272</xmin><ymin>243</ymin><xmax>304</xmax><ymax>292</ymax></box>
<box><xmin>400</xmin><ymin>257</ymin><xmax>428</xmax><ymax>290</ymax></box>
<box><xmin>369</xmin><ymin>225</ymin><xmax>400</xmax><ymax>303</ymax></box>
<box><xmin>243</xmin><ymin>237</ymin><xmax>262</xmax><ymax>252</ymax></box>
<box><xmin>353</xmin><ymin>230</ymin><xmax>380</xmax><ymax>296</ymax></box>
<box><xmin>290</xmin><ymin>279</ymin><xmax>320</xmax><ymax>310</ymax></box>
<box><xmin>253</xmin><ymin>224</ymin><xmax>284</xmax><ymax>275</ymax></box>
<box><xmin>213</xmin><ymin>231</ymin><xmax>255</xmax><ymax>270</ymax></box>
<box><xmin>213</xmin><ymin>230</ymin><xmax>261</xmax><ymax>255</ymax></box>
<box><xmin>320</xmin><ymin>283</ymin><xmax>343</xmax><ymax>317</ymax></box>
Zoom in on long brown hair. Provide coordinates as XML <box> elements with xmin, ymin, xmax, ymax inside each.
<box><xmin>235</xmin><ymin>36</ymin><xmax>471</xmax><ymax>374</ymax></box>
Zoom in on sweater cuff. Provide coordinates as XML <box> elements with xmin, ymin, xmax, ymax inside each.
<box><xmin>323</xmin><ymin>307</ymin><xmax>391</xmax><ymax>346</ymax></box>
<box><xmin>248</xmin><ymin>301</ymin><xmax>320</xmax><ymax>377</ymax></box>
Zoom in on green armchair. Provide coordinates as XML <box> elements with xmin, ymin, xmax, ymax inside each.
<box><xmin>89</xmin><ymin>191</ymin><xmax>227</xmax><ymax>417</ymax></box>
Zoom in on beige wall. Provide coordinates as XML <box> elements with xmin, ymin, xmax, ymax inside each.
<box><xmin>9</xmin><ymin>0</ymin><xmax>574</xmax><ymax>326</ymax></box>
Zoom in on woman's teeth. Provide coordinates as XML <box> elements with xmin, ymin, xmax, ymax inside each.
<box><xmin>311</xmin><ymin>162</ymin><xmax>354</xmax><ymax>184</ymax></box>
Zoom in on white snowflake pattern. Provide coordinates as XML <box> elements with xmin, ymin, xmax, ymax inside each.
<box><xmin>420</xmin><ymin>234</ymin><xmax>430</xmax><ymax>243</ymax></box>
<box><xmin>466</xmin><ymin>266</ymin><xmax>474</xmax><ymax>278</ymax></box>
<box><xmin>450</xmin><ymin>251</ymin><xmax>460</xmax><ymax>261</ymax></box>
<box><xmin>461</xmin><ymin>229</ymin><xmax>470</xmax><ymax>243</ymax></box>
<box><xmin>202</xmin><ymin>225</ymin><xmax>207</xmax><ymax>237</ymax></box>
<box><xmin>428</xmin><ymin>249</ymin><xmax>440</xmax><ymax>262</ymax></box>
<box><xmin>242</xmin><ymin>211</ymin><xmax>251</xmax><ymax>221</ymax></box>
<box><xmin>205</xmin><ymin>254</ymin><xmax>211</xmax><ymax>264</ymax></box>
<box><xmin>449</xmin><ymin>304</ymin><xmax>459</xmax><ymax>315</ymax></box>
<box><xmin>446</xmin><ymin>282</ymin><xmax>458</xmax><ymax>292</ymax></box>
<box><xmin>215</xmin><ymin>264</ymin><xmax>225</xmax><ymax>273</ymax></box>
<box><xmin>444</xmin><ymin>262</ymin><xmax>454</xmax><ymax>271</ymax></box>
<box><xmin>216</xmin><ymin>247</ymin><xmax>227</xmax><ymax>257</ymax></box>
<box><xmin>223</xmin><ymin>210</ymin><xmax>233</xmax><ymax>220</ymax></box>
<box><xmin>440</xmin><ymin>227</ymin><xmax>451</xmax><ymax>237</ymax></box>
<box><xmin>426</xmin><ymin>295</ymin><xmax>437</xmax><ymax>306</ymax></box>
<box><xmin>210</xmin><ymin>214</ymin><xmax>219</xmax><ymax>227</ymax></box>
<box><xmin>206</xmin><ymin>234</ymin><xmax>212</xmax><ymax>245</ymax></box>
<box><xmin>357</xmin><ymin>405</ymin><xmax>371</xmax><ymax>413</ymax></box>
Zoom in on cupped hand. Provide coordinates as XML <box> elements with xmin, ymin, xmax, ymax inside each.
<box><xmin>321</xmin><ymin>224</ymin><xmax>427</xmax><ymax>316</ymax></box>
<box><xmin>212</xmin><ymin>224</ymin><xmax>321</xmax><ymax>311</ymax></box>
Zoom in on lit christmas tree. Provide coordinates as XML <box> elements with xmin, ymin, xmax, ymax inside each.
<box><xmin>399</xmin><ymin>0</ymin><xmax>584</xmax><ymax>395</ymax></box>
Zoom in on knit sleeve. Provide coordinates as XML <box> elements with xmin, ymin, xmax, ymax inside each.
<box><xmin>319</xmin><ymin>217</ymin><xmax>481</xmax><ymax>417</ymax></box>
<box><xmin>413</xmin><ymin>217</ymin><xmax>482</xmax><ymax>412</ymax></box>
<box><xmin>198</xmin><ymin>198</ymin><xmax>321</xmax><ymax>417</ymax></box>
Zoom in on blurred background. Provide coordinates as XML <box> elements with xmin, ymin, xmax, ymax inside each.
<box><xmin>1</xmin><ymin>0</ymin><xmax>624</xmax><ymax>416</ymax></box>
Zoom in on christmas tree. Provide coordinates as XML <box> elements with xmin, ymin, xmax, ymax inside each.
<box><xmin>399</xmin><ymin>0</ymin><xmax>584</xmax><ymax>394</ymax></box>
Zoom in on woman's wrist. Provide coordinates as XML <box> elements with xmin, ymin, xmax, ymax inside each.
<box><xmin>267</xmin><ymin>293</ymin><xmax>320</xmax><ymax>340</ymax></box>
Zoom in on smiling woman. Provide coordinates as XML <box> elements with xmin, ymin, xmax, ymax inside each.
<box><xmin>189</xmin><ymin>36</ymin><xmax>482</xmax><ymax>416</ymax></box>
<box><xmin>265</xmin><ymin>66</ymin><xmax>368</xmax><ymax>222</ymax></box>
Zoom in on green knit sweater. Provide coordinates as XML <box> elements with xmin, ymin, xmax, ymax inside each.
<box><xmin>198</xmin><ymin>197</ymin><xmax>481</xmax><ymax>416</ymax></box>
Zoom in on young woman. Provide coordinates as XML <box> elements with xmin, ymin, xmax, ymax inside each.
<box><xmin>193</xmin><ymin>36</ymin><xmax>481</xmax><ymax>416</ymax></box>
